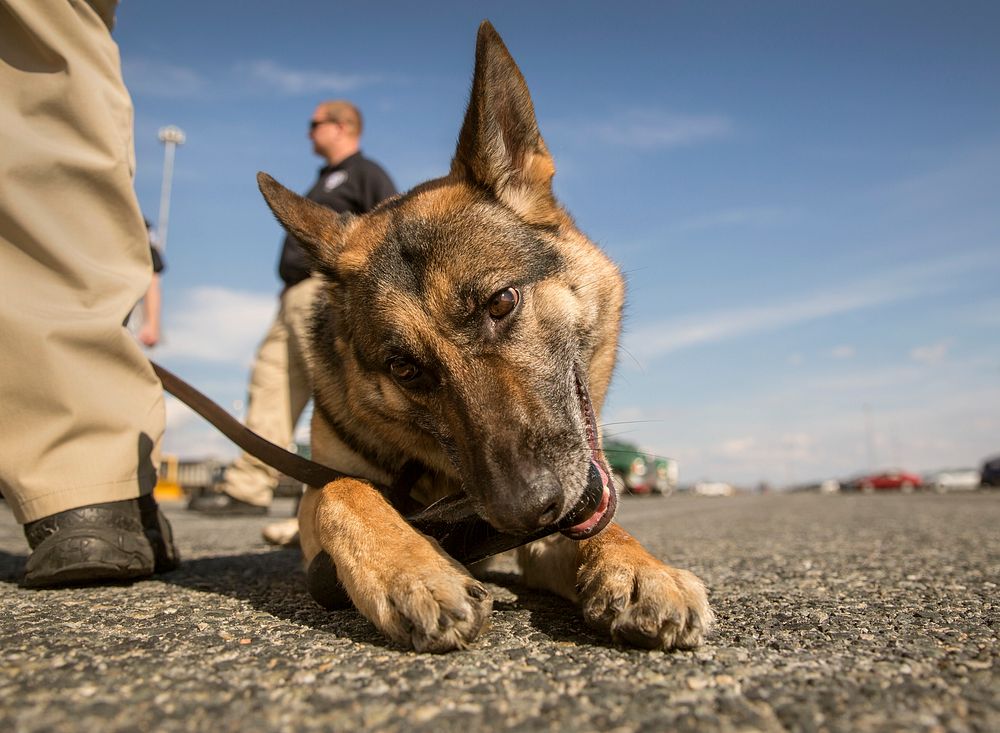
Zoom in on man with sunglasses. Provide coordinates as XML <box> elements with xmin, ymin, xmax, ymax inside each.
<box><xmin>189</xmin><ymin>101</ymin><xmax>397</xmax><ymax>516</ymax></box>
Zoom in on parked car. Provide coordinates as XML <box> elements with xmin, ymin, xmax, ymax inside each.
<box><xmin>603</xmin><ymin>439</ymin><xmax>652</xmax><ymax>494</ymax></box>
<box><xmin>981</xmin><ymin>455</ymin><xmax>1000</xmax><ymax>487</ymax></box>
<box><xmin>847</xmin><ymin>470</ymin><xmax>923</xmax><ymax>492</ymax></box>
<box><xmin>924</xmin><ymin>468</ymin><xmax>981</xmax><ymax>492</ymax></box>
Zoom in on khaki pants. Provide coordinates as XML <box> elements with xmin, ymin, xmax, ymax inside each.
<box><xmin>0</xmin><ymin>0</ymin><xmax>164</xmax><ymax>523</ymax></box>
<box><xmin>219</xmin><ymin>277</ymin><xmax>320</xmax><ymax>506</ymax></box>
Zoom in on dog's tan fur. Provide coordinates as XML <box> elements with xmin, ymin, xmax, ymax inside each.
<box><xmin>258</xmin><ymin>22</ymin><xmax>712</xmax><ymax>652</ymax></box>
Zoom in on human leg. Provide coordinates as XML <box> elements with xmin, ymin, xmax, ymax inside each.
<box><xmin>0</xmin><ymin>0</ymin><xmax>177</xmax><ymax>584</ymax></box>
<box><xmin>281</xmin><ymin>277</ymin><xmax>321</xmax><ymax>432</ymax></box>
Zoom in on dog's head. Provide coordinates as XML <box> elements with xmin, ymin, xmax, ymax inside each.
<box><xmin>258</xmin><ymin>22</ymin><xmax>625</xmax><ymax>537</ymax></box>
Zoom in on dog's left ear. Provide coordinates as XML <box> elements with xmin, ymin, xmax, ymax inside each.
<box><xmin>257</xmin><ymin>171</ymin><xmax>344</xmax><ymax>266</ymax></box>
<box><xmin>451</xmin><ymin>21</ymin><xmax>559</xmax><ymax>226</ymax></box>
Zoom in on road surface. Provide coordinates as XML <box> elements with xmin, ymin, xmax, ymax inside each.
<box><xmin>2</xmin><ymin>491</ymin><xmax>997</xmax><ymax>732</ymax></box>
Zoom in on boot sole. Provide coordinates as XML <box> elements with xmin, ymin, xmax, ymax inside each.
<box><xmin>23</xmin><ymin>530</ymin><xmax>154</xmax><ymax>588</ymax></box>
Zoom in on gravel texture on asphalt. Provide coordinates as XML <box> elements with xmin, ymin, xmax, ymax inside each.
<box><xmin>1</xmin><ymin>491</ymin><xmax>997</xmax><ymax>733</ymax></box>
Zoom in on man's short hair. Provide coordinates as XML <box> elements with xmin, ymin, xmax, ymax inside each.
<box><xmin>319</xmin><ymin>100</ymin><xmax>362</xmax><ymax>137</ymax></box>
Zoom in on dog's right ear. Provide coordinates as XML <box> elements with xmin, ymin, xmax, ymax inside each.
<box><xmin>257</xmin><ymin>172</ymin><xmax>344</xmax><ymax>266</ymax></box>
<box><xmin>450</xmin><ymin>21</ymin><xmax>560</xmax><ymax>226</ymax></box>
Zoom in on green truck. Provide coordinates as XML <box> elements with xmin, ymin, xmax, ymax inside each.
<box><xmin>602</xmin><ymin>439</ymin><xmax>677</xmax><ymax>496</ymax></box>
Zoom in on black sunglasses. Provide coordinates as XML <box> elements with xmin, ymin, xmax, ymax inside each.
<box><xmin>309</xmin><ymin>119</ymin><xmax>339</xmax><ymax>131</ymax></box>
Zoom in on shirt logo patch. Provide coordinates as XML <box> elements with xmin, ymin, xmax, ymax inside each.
<box><xmin>324</xmin><ymin>171</ymin><xmax>348</xmax><ymax>191</ymax></box>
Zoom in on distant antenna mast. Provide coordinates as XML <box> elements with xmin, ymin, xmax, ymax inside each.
<box><xmin>863</xmin><ymin>403</ymin><xmax>876</xmax><ymax>470</ymax></box>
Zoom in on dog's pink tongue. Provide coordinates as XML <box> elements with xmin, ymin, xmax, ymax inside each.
<box><xmin>567</xmin><ymin>459</ymin><xmax>612</xmax><ymax>534</ymax></box>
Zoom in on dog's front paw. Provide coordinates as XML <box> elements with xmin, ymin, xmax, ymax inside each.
<box><xmin>346</xmin><ymin>537</ymin><xmax>493</xmax><ymax>653</ymax></box>
<box><xmin>381</xmin><ymin>561</ymin><xmax>493</xmax><ymax>653</ymax></box>
<box><xmin>578</xmin><ymin>538</ymin><xmax>713</xmax><ymax>650</ymax></box>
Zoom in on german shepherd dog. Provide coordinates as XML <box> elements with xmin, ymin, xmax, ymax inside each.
<box><xmin>256</xmin><ymin>22</ymin><xmax>713</xmax><ymax>652</ymax></box>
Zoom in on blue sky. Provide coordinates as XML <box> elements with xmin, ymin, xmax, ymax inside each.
<box><xmin>116</xmin><ymin>1</ymin><xmax>1000</xmax><ymax>487</ymax></box>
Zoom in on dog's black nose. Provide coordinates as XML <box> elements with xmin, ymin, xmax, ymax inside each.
<box><xmin>485</xmin><ymin>470</ymin><xmax>565</xmax><ymax>534</ymax></box>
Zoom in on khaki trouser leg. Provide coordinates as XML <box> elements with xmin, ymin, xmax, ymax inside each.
<box><xmin>220</xmin><ymin>278</ymin><xmax>319</xmax><ymax>506</ymax></box>
<box><xmin>0</xmin><ymin>0</ymin><xmax>164</xmax><ymax>524</ymax></box>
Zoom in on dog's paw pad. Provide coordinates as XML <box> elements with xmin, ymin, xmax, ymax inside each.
<box><xmin>580</xmin><ymin>562</ymin><xmax>712</xmax><ymax>650</ymax></box>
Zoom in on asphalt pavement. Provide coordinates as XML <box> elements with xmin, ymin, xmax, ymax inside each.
<box><xmin>1</xmin><ymin>490</ymin><xmax>997</xmax><ymax>733</ymax></box>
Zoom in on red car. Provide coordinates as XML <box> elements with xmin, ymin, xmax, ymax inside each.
<box><xmin>852</xmin><ymin>470</ymin><xmax>923</xmax><ymax>492</ymax></box>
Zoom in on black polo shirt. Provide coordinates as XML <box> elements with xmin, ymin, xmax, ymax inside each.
<box><xmin>277</xmin><ymin>151</ymin><xmax>397</xmax><ymax>286</ymax></box>
<box><xmin>150</xmin><ymin>245</ymin><xmax>164</xmax><ymax>274</ymax></box>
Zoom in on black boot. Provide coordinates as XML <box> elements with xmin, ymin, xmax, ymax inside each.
<box><xmin>138</xmin><ymin>494</ymin><xmax>180</xmax><ymax>573</ymax></box>
<box><xmin>22</xmin><ymin>497</ymin><xmax>179</xmax><ymax>588</ymax></box>
<box><xmin>187</xmin><ymin>491</ymin><xmax>268</xmax><ymax>516</ymax></box>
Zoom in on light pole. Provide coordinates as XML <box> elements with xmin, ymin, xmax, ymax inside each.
<box><xmin>156</xmin><ymin>125</ymin><xmax>186</xmax><ymax>251</ymax></box>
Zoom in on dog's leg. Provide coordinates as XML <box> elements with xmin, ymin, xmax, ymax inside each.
<box><xmin>517</xmin><ymin>525</ymin><xmax>713</xmax><ymax>650</ymax></box>
<box><xmin>300</xmin><ymin>478</ymin><xmax>492</xmax><ymax>652</ymax></box>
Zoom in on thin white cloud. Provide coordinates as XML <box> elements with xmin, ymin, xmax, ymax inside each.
<box><xmin>677</xmin><ymin>206</ymin><xmax>796</xmax><ymax>232</ymax></box>
<box><xmin>241</xmin><ymin>60</ymin><xmax>383</xmax><ymax>95</ymax></box>
<box><xmin>155</xmin><ymin>287</ymin><xmax>276</xmax><ymax>365</ymax></box>
<box><xmin>873</xmin><ymin>142</ymin><xmax>1000</xmax><ymax>213</ymax></box>
<box><xmin>720</xmin><ymin>437</ymin><xmax>755</xmax><ymax>457</ymax></box>
<box><xmin>626</xmin><ymin>288</ymin><xmax>900</xmax><ymax>360</ymax></box>
<box><xmin>164</xmin><ymin>394</ymin><xmax>199</xmax><ymax>431</ymax></box>
<box><xmin>160</xmin><ymin>396</ymin><xmax>239</xmax><ymax>461</ymax></box>
<box><xmin>910</xmin><ymin>341</ymin><xmax>950</xmax><ymax>364</ymax></box>
<box><xmin>565</xmin><ymin>110</ymin><xmax>732</xmax><ymax>151</ymax></box>
<box><xmin>624</xmin><ymin>251</ymin><xmax>996</xmax><ymax>361</ymax></box>
<box><xmin>123</xmin><ymin>58</ymin><xmax>208</xmax><ymax>98</ymax></box>
<box><xmin>963</xmin><ymin>297</ymin><xmax>1000</xmax><ymax>327</ymax></box>
<box><xmin>831</xmin><ymin>345</ymin><xmax>856</xmax><ymax>359</ymax></box>
<box><xmin>781</xmin><ymin>433</ymin><xmax>814</xmax><ymax>458</ymax></box>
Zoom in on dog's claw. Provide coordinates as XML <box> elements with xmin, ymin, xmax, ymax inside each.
<box><xmin>354</xmin><ymin>552</ymin><xmax>492</xmax><ymax>653</ymax></box>
<box><xmin>579</xmin><ymin>557</ymin><xmax>713</xmax><ymax>651</ymax></box>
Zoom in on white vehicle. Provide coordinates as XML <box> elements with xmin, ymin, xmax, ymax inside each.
<box><xmin>925</xmin><ymin>468</ymin><xmax>981</xmax><ymax>492</ymax></box>
<box><xmin>693</xmin><ymin>481</ymin><xmax>734</xmax><ymax>497</ymax></box>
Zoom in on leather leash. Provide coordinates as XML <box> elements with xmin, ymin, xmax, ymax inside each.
<box><xmin>149</xmin><ymin>360</ymin><xmax>545</xmax><ymax>566</ymax></box>
<box><xmin>151</xmin><ymin>361</ymin><xmax>346</xmax><ymax>490</ymax></box>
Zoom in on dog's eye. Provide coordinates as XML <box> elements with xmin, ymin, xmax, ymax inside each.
<box><xmin>488</xmin><ymin>287</ymin><xmax>520</xmax><ymax>319</ymax></box>
<box><xmin>388</xmin><ymin>357</ymin><xmax>420</xmax><ymax>382</ymax></box>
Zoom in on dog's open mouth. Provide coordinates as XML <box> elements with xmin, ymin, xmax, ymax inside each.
<box><xmin>557</xmin><ymin>370</ymin><xmax>618</xmax><ymax>540</ymax></box>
